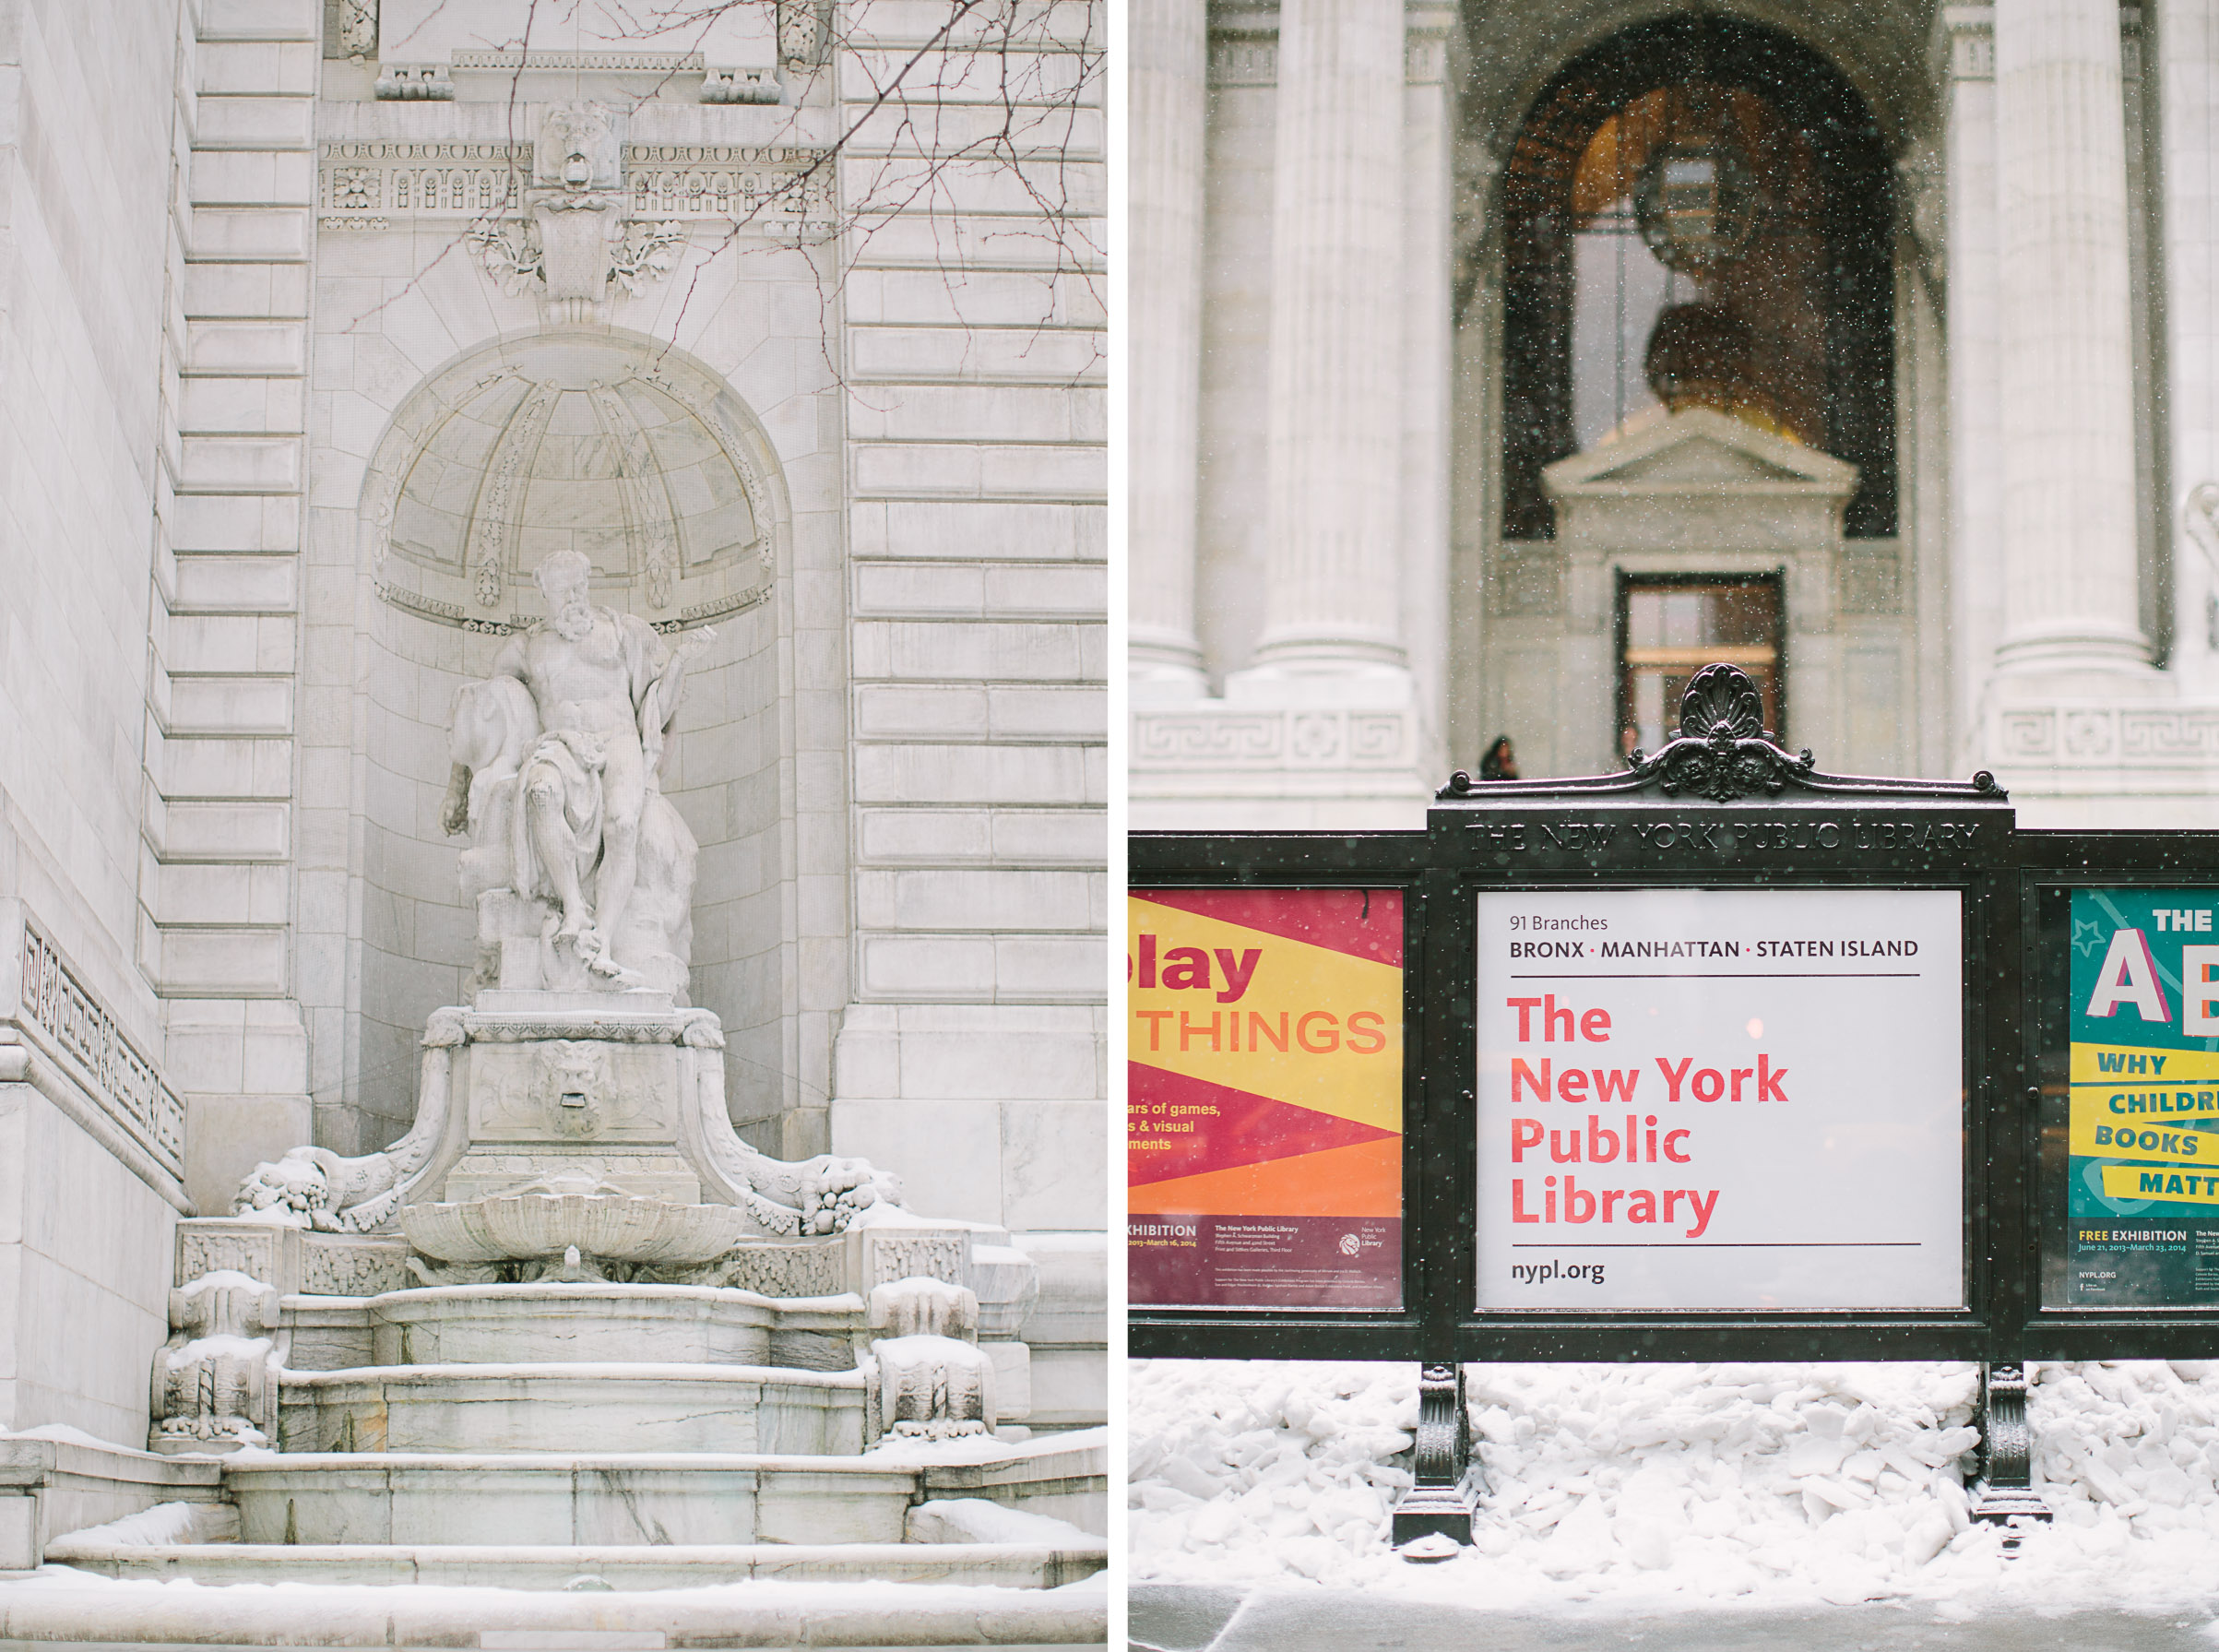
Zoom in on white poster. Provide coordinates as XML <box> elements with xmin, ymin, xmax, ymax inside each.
<box><xmin>1475</xmin><ymin>887</ymin><xmax>1964</xmax><ymax>1310</ymax></box>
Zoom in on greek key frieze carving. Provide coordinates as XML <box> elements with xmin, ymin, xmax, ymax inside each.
<box><xmin>1993</xmin><ymin>705</ymin><xmax>2219</xmax><ymax>767</ymax></box>
<box><xmin>1133</xmin><ymin>713</ymin><xmax>1282</xmax><ymax>765</ymax></box>
<box><xmin>2119</xmin><ymin>711</ymin><xmax>2219</xmax><ymax>760</ymax></box>
<box><xmin>1133</xmin><ymin>708</ymin><xmax>1414</xmax><ymax>772</ymax></box>
<box><xmin>2061</xmin><ymin>710</ymin><xmax>2117</xmax><ymax>758</ymax></box>
<box><xmin>1998</xmin><ymin>711</ymin><xmax>2057</xmax><ymax>758</ymax></box>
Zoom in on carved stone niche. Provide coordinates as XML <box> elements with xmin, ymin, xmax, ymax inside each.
<box><xmin>1539</xmin><ymin>407</ymin><xmax>1858</xmax><ymax>765</ymax></box>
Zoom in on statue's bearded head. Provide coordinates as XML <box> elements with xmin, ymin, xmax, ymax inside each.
<box><xmin>534</xmin><ymin>551</ymin><xmax>597</xmax><ymax>641</ymax></box>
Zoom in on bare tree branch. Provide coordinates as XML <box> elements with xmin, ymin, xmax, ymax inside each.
<box><xmin>332</xmin><ymin>0</ymin><xmax>1103</xmax><ymax>397</ymax></box>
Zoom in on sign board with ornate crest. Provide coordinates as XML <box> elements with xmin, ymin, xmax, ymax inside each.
<box><xmin>1132</xmin><ymin>662</ymin><xmax>2219</xmax><ymax>1546</ymax></box>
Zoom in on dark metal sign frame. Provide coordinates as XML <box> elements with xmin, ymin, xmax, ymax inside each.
<box><xmin>2015</xmin><ymin>830</ymin><xmax>2219</xmax><ymax>1361</ymax></box>
<box><xmin>1126</xmin><ymin>665</ymin><xmax>2219</xmax><ymax>1537</ymax></box>
<box><xmin>1129</xmin><ymin>815</ymin><xmax>2029</xmax><ymax>1362</ymax></box>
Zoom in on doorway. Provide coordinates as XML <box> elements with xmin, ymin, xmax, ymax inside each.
<box><xmin>1616</xmin><ymin>572</ymin><xmax>1784</xmax><ymax>757</ymax></box>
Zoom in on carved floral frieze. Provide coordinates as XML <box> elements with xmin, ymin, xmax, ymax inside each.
<box><xmin>15</xmin><ymin>918</ymin><xmax>184</xmax><ymax>1178</ymax></box>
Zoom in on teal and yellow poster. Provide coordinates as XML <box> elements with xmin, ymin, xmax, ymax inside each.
<box><xmin>2068</xmin><ymin>888</ymin><xmax>2219</xmax><ymax>1305</ymax></box>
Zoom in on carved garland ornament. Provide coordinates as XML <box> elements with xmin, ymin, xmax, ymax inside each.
<box><xmin>468</xmin><ymin>219</ymin><xmax>687</xmax><ymax>303</ymax></box>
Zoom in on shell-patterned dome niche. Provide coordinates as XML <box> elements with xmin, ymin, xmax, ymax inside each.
<box><xmin>362</xmin><ymin>334</ymin><xmax>777</xmax><ymax>635</ymax></box>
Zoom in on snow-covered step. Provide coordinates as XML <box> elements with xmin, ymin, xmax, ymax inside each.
<box><xmin>277</xmin><ymin>1362</ymin><xmax>866</xmax><ymax>1455</ymax></box>
<box><xmin>224</xmin><ymin>1432</ymin><xmax>1109</xmax><ymax>1547</ymax></box>
<box><xmin>38</xmin><ymin>1538</ymin><xmax>1104</xmax><ymax>1590</ymax></box>
<box><xmin>226</xmin><ymin>1451</ymin><xmax>919</xmax><ymax>1545</ymax></box>
<box><xmin>0</xmin><ymin>1569</ymin><xmax>1107</xmax><ymax>1646</ymax></box>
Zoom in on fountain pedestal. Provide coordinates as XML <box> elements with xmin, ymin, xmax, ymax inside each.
<box><xmin>140</xmin><ymin>991</ymin><xmax>1086</xmax><ymax>1561</ymax></box>
<box><xmin>99</xmin><ymin>563</ymin><xmax>1102</xmax><ymax>1607</ymax></box>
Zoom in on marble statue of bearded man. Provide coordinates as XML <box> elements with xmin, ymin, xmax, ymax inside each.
<box><xmin>474</xmin><ymin>550</ymin><xmax>706</xmax><ymax>986</ymax></box>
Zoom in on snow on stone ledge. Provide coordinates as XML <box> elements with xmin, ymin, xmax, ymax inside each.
<box><xmin>48</xmin><ymin>1503</ymin><xmax>239</xmax><ymax>1549</ymax></box>
<box><xmin>905</xmin><ymin>1498</ymin><xmax>1097</xmax><ymax>1546</ymax></box>
<box><xmin>1130</xmin><ymin>1360</ymin><xmax>2219</xmax><ymax>1611</ymax></box>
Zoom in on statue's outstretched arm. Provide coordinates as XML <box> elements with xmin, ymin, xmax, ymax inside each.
<box><xmin>634</xmin><ymin>623</ymin><xmax>714</xmax><ymax>783</ymax></box>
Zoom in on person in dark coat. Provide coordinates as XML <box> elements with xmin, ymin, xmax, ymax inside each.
<box><xmin>1479</xmin><ymin>735</ymin><xmax>1519</xmax><ymax>781</ymax></box>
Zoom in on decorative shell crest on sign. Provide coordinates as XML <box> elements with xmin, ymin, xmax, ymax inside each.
<box><xmin>1640</xmin><ymin>662</ymin><xmax>1813</xmax><ymax>802</ymax></box>
<box><xmin>1675</xmin><ymin>661</ymin><xmax>1765</xmax><ymax>743</ymax></box>
<box><xmin>1436</xmin><ymin>662</ymin><xmax>2006</xmax><ymax>805</ymax></box>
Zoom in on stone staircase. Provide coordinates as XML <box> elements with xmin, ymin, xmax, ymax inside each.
<box><xmin>42</xmin><ymin>1537</ymin><xmax>1102</xmax><ymax>1590</ymax></box>
<box><xmin>0</xmin><ymin>995</ymin><xmax>1106</xmax><ymax>1644</ymax></box>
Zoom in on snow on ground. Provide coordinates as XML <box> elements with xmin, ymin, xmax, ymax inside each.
<box><xmin>1129</xmin><ymin>1359</ymin><xmax>2219</xmax><ymax>1612</ymax></box>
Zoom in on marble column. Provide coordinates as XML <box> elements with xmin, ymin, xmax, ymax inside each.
<box><xmin>1937</xmin><ymin>6</ymin><xmax>2004</xmax><ymax>760</ymax></box>
<box><xmin>1400</xmin><ymin>3</ymin><xmax>1456</xmax><ymax>776</ymax></box>
<box><xmin>1245</xmin><ymin>0</ymin><xmax>1406</xmax><ymax>673</ymax></box>
<box><xmin>1128</xmin><ymin>0</ymin><xmax>1209</xmax><ymax>691</ymax></box>
<box><xmin>1992</xmin><ymin>0</ymin><xmax>2151</xmax><ymax>679</ymax></box>
<box><xmin>2162</xmin><ymin>0</ymin><xmax>2219</xmax><ymax>697</ymax></box>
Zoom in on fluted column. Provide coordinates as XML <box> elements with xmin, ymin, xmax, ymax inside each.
<box><xmin>1247</xmin><ymin>0</ymin><xmax>1406</xmax><ymax>671</ymax></box>
<box><xmin>1993</xmin><ymin>0</ymin><xmax>2150</xmax><ymax>677</ymax></box>
<box><xmin>1937</xmin><ymin>6</ymin><xmax>2003</xmax><ymax>764</ymax></box>
<box><xmin>1128</xmin><ymin>0</ymin><xmax>1209</xmax><ymax>689</ymax></box>
<box><xmin>2162</xmin><ymin>0</ymin><xmax>2219</xmax><ymax>697</ymax></box>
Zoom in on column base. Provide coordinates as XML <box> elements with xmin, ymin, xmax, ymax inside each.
<box><xmin>1128</xmin><ymin>663</ymin><xmax>1211</xmax><ymax>707</ymax></box>
<box><xmin>1128</xmin><ymin>627</ymin><xmax>1210</xmax><ymax>704</ymax></box>
<box><xmin>1990</xmin><ymin>621</ymin><xmax>2159</xmax><ymax>691</ymax></box>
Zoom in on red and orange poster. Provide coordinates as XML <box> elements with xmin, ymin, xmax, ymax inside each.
<box><xmin>1127</xmin><ymin>888</ymin><xmax>1405</xmax><ymax>1309</ymax></box>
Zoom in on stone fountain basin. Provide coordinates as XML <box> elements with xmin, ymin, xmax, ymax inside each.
<box><xmin>278</xmin><ymin>1362</ymin><xmax>868</xmax><ymax>1456</ymax></box>
<box><xmin>366</xmin><ymin>1283</ymin><xmax>861</xmax><ymax>1369</ymax></box>
<box><xmin>401</xmin><ymin>1194</ymin><xmax>753</xmax><ymax>1264</ymax></box>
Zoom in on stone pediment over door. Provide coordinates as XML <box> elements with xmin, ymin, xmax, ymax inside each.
<box><xmin>1539</xmin><ymin>408</ymin><xmax>1858</xmax><ymax>556</ymax></box>
<box><xmin>1542</xmin><ymin>406</ymin><xmax>1859</xmax><ymax>500</ymax></box>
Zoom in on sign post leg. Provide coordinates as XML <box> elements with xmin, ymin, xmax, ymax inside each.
<box><xmin>1391</xmin><ymin>1361</ymin><xmax>1477</xmax><ymax>1551</ymax></box>
<box><xmin>1970</xmin><ymin>1361</ymin><xmax>2049</xmax><ymax>1539</ymax></box>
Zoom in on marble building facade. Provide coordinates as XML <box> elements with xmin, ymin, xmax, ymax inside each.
<box><xmin>1131</xmin><ymin>0</ymin><xmax>2219</xmax><ymax>832</ymax></box>
<box><xmin>0</xmin><ymin>0</ymin><xmax>1105</xmax><ymax>1451</ymax></box>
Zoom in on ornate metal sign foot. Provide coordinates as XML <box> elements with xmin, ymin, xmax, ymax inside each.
<box><xmin>1392</xmin><ymin>1362</ymin><xmax>1477</xmax><ymax>1551</ymax></box>
<box><xmin>1970</xmin><ymin>1361</ymin><xmax>2050</xmax><ymax>1545</ymax></box>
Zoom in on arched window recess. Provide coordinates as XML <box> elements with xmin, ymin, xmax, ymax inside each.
<box><xmin>1497</xmin><ymin>14</ymin><xmax>1897</xmax><ymax>540</ymax></box>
